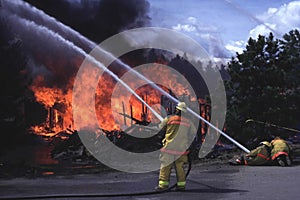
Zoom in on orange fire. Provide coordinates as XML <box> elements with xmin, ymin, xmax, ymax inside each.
<box><xmin>29</xmin><ymin>59</ymin><xmax>208</xmax><ymax>137</ymax></box>
<box><xmin>30</xmin><ymin>75</ymin><xmax>74</xmax><ymax>135</ymax></box>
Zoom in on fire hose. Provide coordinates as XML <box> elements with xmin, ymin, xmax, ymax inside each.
<box><xmin>1</xmin><ymin>1</ymin><xmax>252</xmax><ymax>198</ymax></box>
<box><xmin>1</xmin><ymin>89</ymin><xmax>249</xmax><ymax>200</ymax></box>
<box><xmin>1</xmin><ymin>81</ymin><xmax>251</xmax><ymax>199</ymax></box>
<box><xmin>2</xmin><ymin>109</ymin><xmax>195</xmax><ymax>199</ymax></box>
<box><xmin>2</xmin><ymin>52</ymin><xmax>249</xmax><ymax>200</ymax></box>
<box><xmin>0</xmin><ymin>157</ymin><xmax>192</xmax><ymax>200</ymax></box>
<box><xmin>1</xmin><ymin>107</ymin><xmax>245</xmax><ymax>200</ymax></box>
<box><xmin>1</xmin><ymin>61</ymin><xmax>250</xmax><ymax>199</ymax></box>
<box><xmin>245</xmin><ymin>119</ymin><xmax>300</xmax><ymax>133</ymax></box>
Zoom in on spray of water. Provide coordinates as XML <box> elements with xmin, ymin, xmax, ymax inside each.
<box><xmin>5</xmin><ymin>14</ymin><xmax>163</xmax><ymax>123</ymax></box>
<box><xmin>2</xmin><ymin>0</ymin><xmax>95</xmax><ymax>53</ymax></box>
<box><xmin>4</xmin><ymin>0</ymin><xmax>183</xmax><ymax>107</ymax></box>
<box><xmin>92</xmin><ymin>41</ymin><xmax>250</xmax><ymax>153</ymax></box>
<box><xmin>4</xmin><ymin>0</ymin><xmax>249</xmax><ymax>153</ymax></box>
<box><xmin>3</xmin><ymin>0</ymin><xmax>175</xmax><ymax>120</ymax></box>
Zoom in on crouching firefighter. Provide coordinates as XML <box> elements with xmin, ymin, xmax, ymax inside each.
<box><xmin>271</xmin><ymin>136</ymin><xmax>292</xmax><ymax>166</ymax></box>
<box><xmin>244</xmin><ymin>141</ymin><xmax>272</xmax><ymax>166</ymax></box>
<box><xmin>155</xmin><ymin>102</ymin><xmax>197</xmax><ymax>191</ymax></box>
<box><xmin>230</xmin><ymin>141</ymin><xmax>272</xmax><ymax>166</ymax></box>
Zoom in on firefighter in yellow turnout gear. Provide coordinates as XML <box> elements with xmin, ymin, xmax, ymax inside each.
<box><xmin>229</xmin><ymin>138</ymin><xmax>293</xmax><ymax>167</ymax></box>
<box><xmin>271</xmin><ymin>137</ymin><xmax>292</xmax><ymax>166</ymax></box>
<box><xmin>155</xmin><ymin>102</ymin><xmax>197</xmax><ymax>191</ymax></box>
<box><xmin>229</xmin><ymin>141</ymin><xmax>272</xmax><ymax>166</ymax></box>
<box><xmin>244</xmin><ymin>141</ymin><xmax>272</xmax><ymax>166</ymax></box>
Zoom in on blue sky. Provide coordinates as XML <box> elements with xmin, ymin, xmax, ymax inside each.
<box><xmin>148</xmin><ymin>0</ymin><xmax>300</xmax><ymax>59</ymax></box>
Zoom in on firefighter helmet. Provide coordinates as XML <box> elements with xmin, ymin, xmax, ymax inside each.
<box><xmin>176</xmin><ymin>102</ymin><xmax>187</xmax><ymax>112</ymax></box>
<box><xmin>260</xmin><ymin>141</ymin><xmax>271</xmax><ymax>147</ymax></box>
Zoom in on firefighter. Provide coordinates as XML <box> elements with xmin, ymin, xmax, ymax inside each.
<box><xmin>229</xmin><ymin>141</ymin><xmax>272</xmax><ymax>166</ymax></box>
<box><xmin>271</xmin><ymin>136</ymin><xmax>292</xmax><ymax>166</ymax></box>
<box><xmin>243</xmin><ymin>141</ymin><xmax>272</xmax><ymax>166</ymax></box>
<box><xmin>155</xmin><ymin>102</ymin><xmax>197</xmax><ymax>191</ymax></box>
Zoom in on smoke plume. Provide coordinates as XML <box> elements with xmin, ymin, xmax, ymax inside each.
<box><xmin>1</xmin><ymin>0</ymin><xmax>151</xmax><ymax>88</ymax></box>
<box><xmin>23</xmin><ymin>0</ymin><xmax>151</xmax><ymax>42</ymax></box>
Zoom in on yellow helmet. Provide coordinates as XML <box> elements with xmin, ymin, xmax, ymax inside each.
<box><xmin>260</xmin><ymin>141</ymin><xmax>271</xmax><ymax>148</ymax></box>
<box><xmin>176</xmin><ymin>102</ymin><xmax>187</xmax><ymax>112</ymax></box>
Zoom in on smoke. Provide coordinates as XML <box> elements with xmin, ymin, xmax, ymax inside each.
<box><xmin>23</xmin><ymin>0</ymin><xmax>151</xmax><ymax>42</ymax></box>
<box><xmin>0</xmin><ymin>0</ymin><xmax>151</xmax><ymax>89</ymax></box>
<box><xmin>0</xmin><ymin>9</ymin><xmax>83</xmax><ymax>89</ymax></box>
<box><xmin>2</xmin><ymin>0</ymin><xmax>95</xmax><ymax>52</ymax></box>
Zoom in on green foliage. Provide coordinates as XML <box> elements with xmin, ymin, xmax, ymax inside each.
<box><xmin>226</xmin><ymin>31</ymin><xmax>300</xmax><ymax>141</ymax></box>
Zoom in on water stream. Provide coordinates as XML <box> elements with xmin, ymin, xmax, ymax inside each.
<box><xmin>3</xmin><ymin>0</ymin><xmax>249</xmax><ymax>153</ymax></box>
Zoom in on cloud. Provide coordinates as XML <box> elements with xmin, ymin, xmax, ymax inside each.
<box><xmin>170</xmin><ymin>16</ymin><xmax>231</xmax><ymax>59</ymax></box>
<box><xmin>252</xmin><ymin>1</ymin><xmax>300</xmax><ymax>37</ymax></box>
<box><xmin>225</xmin><ymin>1</ymin><xmax>300</xmax><ymax>55</ymax></box>
<box><xmin>187</xmin><ymin>16</ymin><xmax>197</xmax><ymax>24</ymax></box>
<box><xmin>249</xmin><ymin>23</ymin><xmax>277</xmax><ymax>39</ymax></box>
<box><xmin>225</xmin><ymin>40</ymin><xmax>246</xmax><ymax>54</ymax></box>
<box><xmin>172</xmin><ymin>16</ymin><xmax>218</xmax><ymax>33</ymax></box>
<box><xmin>172</xmin><ymin>24</ymin><xmax>196</xmax><ymax>32</ymax></box>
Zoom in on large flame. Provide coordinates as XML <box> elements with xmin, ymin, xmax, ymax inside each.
<box><xmin>29</xmin><ymin>60</ymin><xmax>209</xmax><ymax>137</ymax></box>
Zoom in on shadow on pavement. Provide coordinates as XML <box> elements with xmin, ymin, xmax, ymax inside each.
<box><xmin>183</xmin><ymin>188</ymin><xmax>248</xmax><ymax>194</ymax></box>
<box><xmin>185</xmin><ymin>179</ymin><xmax>248</xmax><ymax>194</ymax></box>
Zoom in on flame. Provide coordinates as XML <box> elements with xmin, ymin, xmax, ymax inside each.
<box><xmin>29</xmin><ymin>59</ymin><xmax>209</xmax><ymax>137</ymax></box>
<box><xmin>30</xmin><ymin>75</ymin><xmax>74</xmax><ymax>135</ymax></box>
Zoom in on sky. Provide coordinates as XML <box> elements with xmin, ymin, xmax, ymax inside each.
<box><xmin>148</xmin><ymin>0</ymin><xmax>300</xmax><ymax>60</ymax></box>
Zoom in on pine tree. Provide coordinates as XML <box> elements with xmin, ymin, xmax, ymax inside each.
<box><xmin>226</xmin><ymin>31</ymin><xmax>300</xmax><ymax>142</ymax></box>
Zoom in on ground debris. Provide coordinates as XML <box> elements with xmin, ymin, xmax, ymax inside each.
<box><xmin>50</xmin><ymin>127</ymin><xmax>164</xmax><ymax>163</ymax></box>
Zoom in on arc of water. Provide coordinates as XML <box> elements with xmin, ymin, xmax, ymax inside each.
<box><xmin>7</xmin><ymin>11</ymin><xmax>164</xmax><ymax>122</ymax></box>
<box><xmin>93</xmin><ymin>46</ymin><xmax>250</xmax><ymax>153</ymax></box>
<box><xmin>5</xmin><ymin>0</ymin><xmax>95</xmax><ymax>51</ymax></box>
<box><xmin>8</xmin><ymin>0</ymin><xmax>249</xmax><ymax>153</ymax></box>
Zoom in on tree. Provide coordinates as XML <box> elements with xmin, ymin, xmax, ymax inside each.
<box><xmin>225</xmin><ymin>31</ymin><xmax>300</xmax><ymax>142</ymax></box>
<box><xmin>279</xmin><ymin>30</ymin><xmax>300</xmax><ymax>122</ymax></box>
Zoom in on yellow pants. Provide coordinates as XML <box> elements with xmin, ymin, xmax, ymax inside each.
<box><xmin>158</xmin><ymin>153</ymin><xmax>188</xmax><ymax>188</ymax></box>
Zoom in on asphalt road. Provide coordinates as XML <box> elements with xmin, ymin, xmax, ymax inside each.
<box><xmin>0</xmin><ymin>160</ymin><xmax>300</xmax><ymax>200</ymax></box>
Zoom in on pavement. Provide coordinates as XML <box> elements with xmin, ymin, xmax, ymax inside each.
<box><xmin>1</xmin><ymin>160</ymin><xmax>300</xmax><ymax>200</ymax></box>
